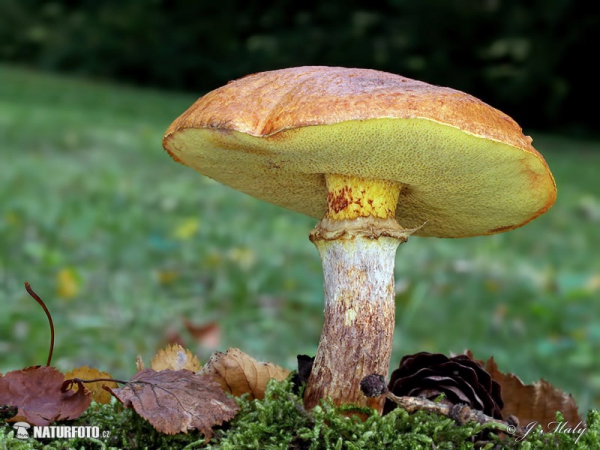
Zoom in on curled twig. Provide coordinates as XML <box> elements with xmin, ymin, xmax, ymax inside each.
<box><xmin>25</xmin><ymin>282</ymin><xmax>54</xmax><ymax>367</ymax></box>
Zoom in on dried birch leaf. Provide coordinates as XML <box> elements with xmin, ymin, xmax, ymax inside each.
<box><xmin>64</xmin><ymin>366</ymin><xmax>118</xmax><ymax>404</ymax></box>
<box><xmin>150</xmin><ymin>344</ymin><xmax>201</xmax><ymax>372</ymax></box>
<box><xmin>184</xmin><ymin>319</ymin><xmax>221</xmax><ymax>349</ymax></box>
<box><xmin>200</xmin><ymin>348</ymin><xmax>290</xmax><ymax>399</ymax></box>
<box><xmin>0</xmin><ymin>366</ymin><xmax>92</xmax><ymax>426</ymax></box>
<box><xmin>464</xmin><ymin>350</ymin><xmax>583</xmax><ymax>432</ymax></box>
<box><xmin>105</xmin><ymin>369</ymin><xmax>238</xmax><ymax>439</ymax></box>
<box><xmin>136</xmin><ymin>355</ymin><xmax>145</xmax><ymax>371</ymax></box>
<box><xmin>483</xmin><ymin>356</ymin><xmax>582</xmax><ymax>432</ymax></box>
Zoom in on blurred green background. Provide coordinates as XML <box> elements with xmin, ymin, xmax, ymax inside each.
<box><xmin>1</xmin><ymin>0</ymin><xmax>599</xmax><ymax>415</ymax></box>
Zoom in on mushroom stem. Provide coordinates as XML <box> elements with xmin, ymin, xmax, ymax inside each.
<box><xmin>325</xmin><ymin>174</ymin><xmax>401</xmax><ymax>221</ymax></box>
<box><xmin>303</xmin><ymin>174</ymin><xmax>409</xmax><ymax>413</ymax></box>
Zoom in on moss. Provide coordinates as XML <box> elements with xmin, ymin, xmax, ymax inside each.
<box><xmin>1</xmin><ymin>379</ymin><xmax>599</xmax><ymax>449</ymax></box>
<box><xmin>219</xmin><ymin>380</ymin><xmax>489</xmax><ymax>449</ymax></box>
<box><xmin>217</xmin><ymin>380</ymin><xmax>600</xmax><ymax>449</ymax></box>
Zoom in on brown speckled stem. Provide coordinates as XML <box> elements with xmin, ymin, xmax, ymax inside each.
<box><xmin>303</xmin><ymin>217</ymin><xmax>409</xmax><ymax>413</ymax></box>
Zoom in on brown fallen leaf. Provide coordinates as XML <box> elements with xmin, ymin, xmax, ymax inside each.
<box><xmin>105</xmin><ymin>369</ymin><xmax>238</xmax><ymax>438</ymax></box>
<box><xmin>200</xmin><ymin>348</ymin><xmax>290</xmax><ymax>400</ymax></box>
<box><xmin>465</xmin><ymin>351</ymin><xmax>583</xmax><ymax>432</ymax></box>
<box><xmin>483</xmin><ymin>356</ymin><xmax>582</xmax><ymax>432</ymax></box>
<box><xmin>149</xmin><ymin>344</ymin><xmax>202</xmax><ymax>372</ymax></box>
<box><xmin>64</xmin><ymin>366</ymin><xmax>118</xmax><ymax>404</ymax></box>
<box><xmin>165</xmin><ymin>327</ymin><xmax>186</xmax><ymax>348</ymax></box>
<box><xmin>184</xmin><ymin>319</ymin><xmax>221</xmax><ymax>349</ymax></box>
<box><xmin>0</xmin><ymin>366</ymin><xmax>92</xmax><ymax>426</ymax></box>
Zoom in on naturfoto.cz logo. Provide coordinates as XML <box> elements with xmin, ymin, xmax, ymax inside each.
<box><xmin>12</xmin><ymin>423</ymin><xmax>109</xmax><ymax>440</ymax></box>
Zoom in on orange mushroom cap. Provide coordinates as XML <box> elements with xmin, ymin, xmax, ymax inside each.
<box><xmin>163</xmin><ymin>66</ymin><xmax>556</xmax><ymax>237</ymax></box>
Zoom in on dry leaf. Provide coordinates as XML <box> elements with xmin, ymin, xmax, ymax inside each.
<box><xmin>184</xmin><ymin>319</ymin><xmax>221</xmax><ymax>349</ymax></box>
<box><xmin>465</xmin><ymin>350</ymin><xmax>583</xmax><ymax>432</ymax></box>
<box><xmin>165</xmin><ymin>327</ymin><xmax>186</xmax><ymax>348</ymax></box>
<box><xmin>200</xmin><ymin>348</ymin><xmax>290</xmax><ymax>400</ymax></box>
<box><xmin>56</xmin><ymin>267</ymin><xmax>80</xmax><ymax>300</ymax></box>
<box><xmin>136</xmin><ymin>355</ymin><xmax>145</xmax><ymax>372</ymax></box>
<box><xmin>150</xmin><ymin>344</ymin><xmax>201</xmax><ymax>372</ymax></box>
<box><xmin>64</xmin><ymin>366</ymin><xmax>118</xmax><ymax>404</ymax></box>
<box><xmin>483</xmin><ymin>356</ymin><xmax>582</xmax><ymax>432</ymax></box>
<box><xmin>105</xmin><ymin>369</ymin><xmax>238</xmax><ymax>438</ymax></box>
<box><xmin>0</xmin><ymin>366</ymin><xmax>92</xmax><ymax>426</ymax></box>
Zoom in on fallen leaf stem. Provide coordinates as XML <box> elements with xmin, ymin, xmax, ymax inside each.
<box><xmin>25</xmin><ymin>282</ymin><xmax>54</xmax><ymax>367</ymax></box>
<box><xmin>61</xmin><ymin>377</ymin><xmax>129</xmax><ymax>393</ymax></box>
<box><xmin>70</xmin><ymin>377</ymin><xmax>129</xmax><ymax>385</ymax></box>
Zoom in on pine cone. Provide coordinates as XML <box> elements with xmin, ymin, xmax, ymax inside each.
<box><xmin>384</xmin><ymin>352</ymin><xmax>503</xmax><ymax>419</ymax></box>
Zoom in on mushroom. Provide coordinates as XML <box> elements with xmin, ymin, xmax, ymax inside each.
<box><xmin>162</xmin><ymin>66</ymin><xmax>556</xmax><ymax>413</ymax></box>
<box><xmin>13</xmin><ymin>421</ymin><xmax>31</xmax><ymax>439</ymax></box>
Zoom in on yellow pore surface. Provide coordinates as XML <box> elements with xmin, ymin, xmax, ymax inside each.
<box><xmin>164</xmin><ymin>118</ymin><xmax>556</xmax><ymax>238</ymax></box>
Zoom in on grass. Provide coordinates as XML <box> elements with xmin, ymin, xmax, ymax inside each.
<box><xmin>1</xmin><ymin>62</ymin><xmax>599</xmax><ymax>424</ymax></box>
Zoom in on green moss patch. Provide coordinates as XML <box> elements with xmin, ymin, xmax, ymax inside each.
<box><xmin>2</xmin><ymin>379</ymin><xmax>598</xmax><ymax>449</ymax></box>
